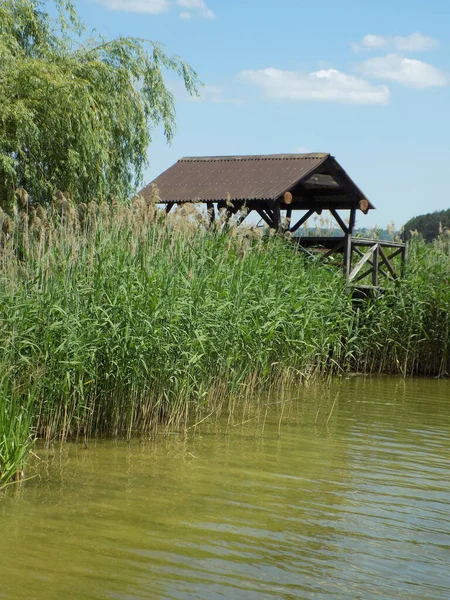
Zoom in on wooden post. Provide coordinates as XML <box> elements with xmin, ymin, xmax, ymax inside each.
<box><xmin>348</xmin><ymin>208</ymin><xmax>356</xmax><ymax>235</ymax></box>
<box><xmin>343</xmin><ymin>234</ymin><xmax>352</xmax><ymax>279</ymax></box>
<box><xmin>272</xmin><ymin>201</ymin><xmax>281</xmax><ymax>232</ymax></box>
<box><xmin>372</xmin><ymin>245</ymin><xmax>379</xmax><ymax>287</ymax></box>
<box><xmin>343</xmin><ymin>208</ymin><xmax>356</xmax><ymax>280</ymax></box>
<box><xmin>401</xmin><ymin>243</ymin><xmax>408</xmax><ymax>278</ymax></box>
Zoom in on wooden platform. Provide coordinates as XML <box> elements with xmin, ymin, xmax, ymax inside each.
<box><xmin>294</xmin><ymin>236</ymin><xmax>407</xmax><ymax>288</ymax></box>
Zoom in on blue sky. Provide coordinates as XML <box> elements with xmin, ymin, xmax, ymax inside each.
<box><xmin>77</xmin><ymin>0</ymin><xmax>450</xmax><ymax>228</ymax></box>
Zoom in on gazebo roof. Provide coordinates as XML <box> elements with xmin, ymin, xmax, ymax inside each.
<box><xmin>139</xmin><ymin>153</ymin><xmax>374</xmax><ymax>211</ymax></box>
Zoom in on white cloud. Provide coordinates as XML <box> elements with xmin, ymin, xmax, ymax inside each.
<box><xmin>239</xmin><ymin>67</ymin><xmax>390</xmax><ymax>105</ymax></box>
<box><xmin>95</xmin><ymin>0</ymin><xmax>215</xmax><ymax>18</ymax></box>
<box><xmin>359</xmin><ymin>54</ymin><xmax>447</xmax><ymax>89</ymax></box>
<box><xmin>353</xmin><ymin>32</ymin><xmax>438</xmax><ymax>53</ymax></box>
<box><xmin>96</xmin><ymin>0</ymin><xmax>170</xmax><ymax>13</ymax></box>
<box><xmin>352</xmin><ymin>34</ymin><xmax>388</xmax><ymax>52</ymax></box>
<box><xmin>176</xmin><ymin>0</ymin><xmax>215</xmax><ymax>18</ymax></box>
<box><xmin>393</xmin><ymin>33</ymin><xmax>438</xmax><ymax>52</ymax></box>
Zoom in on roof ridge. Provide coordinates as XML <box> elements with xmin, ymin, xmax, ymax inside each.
<box><xmin>179</xmin><ymin>153</ymin><xmax>329</xmax><ymax>162</ymax></box>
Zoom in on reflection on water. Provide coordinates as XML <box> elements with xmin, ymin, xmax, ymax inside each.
<box><xmin>1</xmin><ymin>377</ymin><xmax>450</xmax><ymax>599</ymax></box>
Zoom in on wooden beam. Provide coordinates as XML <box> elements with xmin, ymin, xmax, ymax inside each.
<box><xmin>349</xmin><ymin>243</ymin><xmax>378</xmax><ymax>282</ymax></box>
<box><xmin>352</xmin><ymin>246</ymin><xmax>389</xmax><ymax>280</ymax></box>
<box><xmin>330</xmin><ymin>209</ymin><xmax>349</xmax><ymax>235</ymax></box>
<box><xmin>298</xmin><ymin>188</ymin><xmax>347</xmax><ymax>198</ymax></box>
<box><xmin>165</xmin><ymin>202</ymin><xmax>175</xmax><ymax>214</ymax></box>
<box><xmin>315</xmin><ymin>189</ymin><xmax>348</xmax><ymax>197</ymax></box>
<box><xmin>353</xmin><ymin>246</ymin><xmax>366</xmax><ymax>259</ymax></box>
<box><xmin>359</xmin><ymin>199</ymin><xmax>370</xmax><ymax>214</ymax></box>
<box><xmin>283</xmin><ymin>200</ymin><xmax>366</xmax><ymax>211</ymax></box>
<box><xmin>385</xmin><ymin>247</ymin><xmax>404</xmax><ymax>260</ymax></box>
<box><xmin>289</xmin><ymin>209</ymin><xmax>315</xmax><ymax>234</ymax></box>
<box><xmin>256</xmin><ymin>208</ymin><xmax>275</xmax><ymax>229</ymax></box>
<box><xmin>352</xmin><ymin>239</ymin><xmax>405</xmax><ymax>248</ymax></box>
<box><xmin>378</xmin><ymin>246</ymin><xmax>398</xmax><ymax>280</ymax></box>
<box><xmin>353</xmin><ymin>267</ymin><xmax>375</xmax><ymax>284</ymax></box>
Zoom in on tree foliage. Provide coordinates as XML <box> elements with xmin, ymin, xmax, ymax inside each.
<box><xmin>404</xmin><ymin>209</ymin><xmax>450</xmax><ymax>242</ymax></box>
<box><xmin>0</xmin><ymin>0</ymin><xmax>198</xmax><ymax>208</ymax></box>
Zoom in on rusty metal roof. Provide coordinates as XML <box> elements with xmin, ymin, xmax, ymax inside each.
<box><xmin>139</xmin><ymin>153</ymin><xmax>373</xmax><ymax>209</ymax></box>
<box><xmin>140</xmin><ymin>153</ymin><xmax>330</xmax><ymax>203</ymax></box>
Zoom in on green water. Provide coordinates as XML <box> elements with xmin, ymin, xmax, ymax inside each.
<box><xmin>1</xmin><ymin>377</ymin><xmax>450</xmax><ymax>599</ymax></box>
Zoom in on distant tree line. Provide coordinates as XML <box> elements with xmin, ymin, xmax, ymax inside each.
<box><xmin>403</xmin><ymin>209</ymin><xmax>450</xmax><ymax>242</ymax></box>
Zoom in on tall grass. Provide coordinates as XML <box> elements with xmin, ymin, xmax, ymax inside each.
<box><xmin>0</xmin><ymin>196</ymin><xmax>449</xmax><ymax>458</ymax></box>
<box><xmin>0</xmin><ymin>379</ymin><xmax>35</xmax><ymax>488</ymax></box>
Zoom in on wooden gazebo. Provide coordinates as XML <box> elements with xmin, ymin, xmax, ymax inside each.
<box><xmin>139</xmin><ymin>153</ymin><xmax>406</xmax><ymax>287</ymax></box>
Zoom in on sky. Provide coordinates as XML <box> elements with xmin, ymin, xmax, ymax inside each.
<box><xmin>76</xmin><ymin>0</ymin><xmax>450</xmax><ymax>228</ymax></box>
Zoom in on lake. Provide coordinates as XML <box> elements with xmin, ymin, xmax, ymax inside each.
<box><xmin>1</xmin><ymin>376</ymin><xmax>449</xmax><ymax>599</ymax></box>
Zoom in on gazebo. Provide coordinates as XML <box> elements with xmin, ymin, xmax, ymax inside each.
<box><xmin>139</xmin><ymin>153</ymin><xmax>406</xmax><ymax>287</ymax></box>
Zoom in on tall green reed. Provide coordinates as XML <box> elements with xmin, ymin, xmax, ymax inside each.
<box><xmin>0</xmin><ymin>379</ymin><xmax>35</xmax><ymax>488</ymax></box>
<box><xmin>0</xmin><ymin>197</ymin><xmax>448</xmax><ymax>449</ymax></box>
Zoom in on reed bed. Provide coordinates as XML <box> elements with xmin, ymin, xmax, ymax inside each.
<box><xmin>0</xmin><ymin>196</ymin><xmax>449</xmax><ymax>483</ymax></box>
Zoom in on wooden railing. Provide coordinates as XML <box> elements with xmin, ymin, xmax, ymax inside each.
<box><xmin>293</xmin><ymin>236</ymin><xmax>407</xmax><ymax>287</ymax></box>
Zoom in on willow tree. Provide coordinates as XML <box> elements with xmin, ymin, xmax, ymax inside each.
<box><xmin>0</xmin><ymin>0</ymin><xmax>198</xmax><ymax>209</ymax></box>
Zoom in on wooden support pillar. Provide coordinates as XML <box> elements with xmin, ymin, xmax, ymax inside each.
<box><xmin>348</xmin><ymin>208</ymin><xmax>356</xmax><ymax>235</ymax></box>
<box><xmin>272</xmin><ymin>201</ymin><xmax>281</xmax><ymax>232</ymax></box>
<box><xmin>372</xmin><ymin>245</ymin><xmax>379</xmax><ymax>287</ymax></box>
<box><xmin>343</xmin><ymin>234</ymin><xmax>352</xmax><ymax>279</ymax></box>
<box><xmin>401</xmin><ymin>243</ymin><xmax>408</xmax><ymax>278</ymax></box>
<box><xmin>341</xmin><ymin>208</ymin><xmax>356</xmax><ymax>279</ymax></box>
